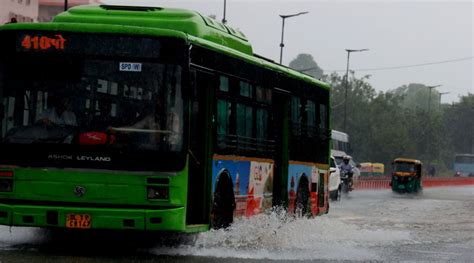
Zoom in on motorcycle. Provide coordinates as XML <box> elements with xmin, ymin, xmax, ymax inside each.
<box><xmin>340</xmin><ymin>170</ymin><xmax>353</xmax><ymax>194</ymax></box>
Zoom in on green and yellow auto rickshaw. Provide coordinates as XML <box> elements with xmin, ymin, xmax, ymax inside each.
<box><xmin>372</xmin><ymin>163</ymin><xmax>385</xmax><ymax>176</ymax></box>
<box><xmin>360</xmin><ymin>162</ymin><xmax>373</xmax><ymax>176</ymax></box>
<box><xmin>390</xmin><ymin>158</ymin><xmax>422</xmax><ymax>193</ymax></box>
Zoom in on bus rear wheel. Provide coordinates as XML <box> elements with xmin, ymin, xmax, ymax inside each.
<box><xmin>211</xmin><ymin>169</ymin><xmax>235</xmax><ymax>229</ymax></box>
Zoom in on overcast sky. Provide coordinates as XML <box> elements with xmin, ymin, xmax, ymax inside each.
<box><xmin>103</xmin><ymin>0</ymin><xmax>473</xmax><ymax>103</ymax></box>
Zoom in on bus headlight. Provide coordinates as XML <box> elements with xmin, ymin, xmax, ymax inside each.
<box><xmin>0</xmin><ymin>171</ymin><xmax>13</xmax><ymax>192</ymax></box>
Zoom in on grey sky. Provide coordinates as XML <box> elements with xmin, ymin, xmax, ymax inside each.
<box><xmin>103</xmin><ymin>0</ymin><xmax>473</xmax><ymax>103</ymax></box>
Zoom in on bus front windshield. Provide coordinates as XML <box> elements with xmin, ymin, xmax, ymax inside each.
<box><xmin>0</xmin><ymin>55</ymin><xmax>185</xmax><ymax>171</ymax></box>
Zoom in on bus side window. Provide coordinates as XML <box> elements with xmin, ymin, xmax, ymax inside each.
<box><xmin>216</xmin><ymin>75</ymin><xmax>233</xmax><ymax>150</ymax></box>
<box><xmin>217</xmin><ymin>99</ymin><xmax>231</xmax><ymax>149</ymax></box>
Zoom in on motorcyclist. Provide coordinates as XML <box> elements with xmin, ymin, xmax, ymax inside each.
<box><xmin>339</xmin><ymin>155</ymin><xmax>354</xmax><ymax>191</ymax></box>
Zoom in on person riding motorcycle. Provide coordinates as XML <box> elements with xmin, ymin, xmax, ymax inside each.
<box><xmin>339</xmin><ymin>155</ymin><xmax>354</xmax><ymax>191</ymax></box>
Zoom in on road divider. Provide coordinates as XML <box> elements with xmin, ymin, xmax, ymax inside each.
<box><xmin>422</xmin><ymin>177</ymin><xmax>474</xmax><ymax>187</ymax></box>
<box><xmin>354</xmin><ymin>177</ymin><xmax>474</xmax><ymax>190</ymax></box>
<box><xmin>355</xmin><ymin>180</ymin><xmax>390</xmax><ymax>189</ymax></box>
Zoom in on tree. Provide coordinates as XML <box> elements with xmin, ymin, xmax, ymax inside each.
<box><xmin>321</xmin><ymin>71</ymin><xmax>469</xmax><ymax>175</ymax></box>
<box><xmin>289</xmin><ymin>54</ymin><xmax>323</xmax><ymax>79</ymax></box>
<box><xmin>444</xmin><ymin>94</ymin><xmax>474</xmax><ymax>154</ymax></box>
<box><xmin>392</xmin><ymin>83</ymin><xmax>441</xmax><ymax>112</ymax></box>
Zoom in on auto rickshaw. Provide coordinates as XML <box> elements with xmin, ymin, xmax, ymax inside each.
<box><xmin>372</xmin><ymin>163</ymin><xmax>385</xmax><ymax>176</ymax></box>
<box><xmin>390</xmin><ymin>158</ymin><xmax>422</xmax><ymax>193</ymax></box>
<box><xmin>360</xmin><ymin>162</ymin><xmax>373</xmax><ymax>176</ymax></box>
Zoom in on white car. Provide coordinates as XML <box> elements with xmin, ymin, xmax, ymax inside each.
<box><xmin>329</xmin><ymin>156</ymin><xmax>341</xmax><ymax>201</ymax></box>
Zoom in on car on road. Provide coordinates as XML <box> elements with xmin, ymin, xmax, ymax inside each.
<box><xmin>329</xmin><ymin>156</ymin><xmax>341</xmax><ymax>201</ymax></box>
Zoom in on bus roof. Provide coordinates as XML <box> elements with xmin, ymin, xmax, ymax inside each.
<box><xmin>331</xmin><ymin>150</ymin><xmax>346</xmax><ymax>158</ymax></box>
<box><xmin>0</xmin><ymin>4</ymin><xmax>329</xmax><ymax>90</ymax></box>
<box><xmin>54</xmin><ymin>5</ymin><xmax>253</xmax><ymax>54</ymax></box>
<box><xmin>331</xmin><ymin>130</ymin><xmax>348</xmax><ymax>142</ymax></box>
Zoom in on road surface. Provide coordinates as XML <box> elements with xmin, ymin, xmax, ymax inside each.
<box><xmin>0</xmin><ymin>186</ymin><xmax>472</xmax><ymax>262</ymax></box>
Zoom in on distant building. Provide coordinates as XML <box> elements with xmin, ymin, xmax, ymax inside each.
<box><xmin>38</xmin><ymin>0</ymin><xmax>100</xmax><ymax>22</ymax></box>
<box><xmin>1</xmin><ymin>0</ymin><xmax>39</xmax><ymax>24</ymax></box>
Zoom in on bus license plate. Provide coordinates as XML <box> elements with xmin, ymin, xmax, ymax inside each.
<box><xmin>65</xmin><ymin>214</ymin><xmax>91</xmax><ymax>229</ymax></box>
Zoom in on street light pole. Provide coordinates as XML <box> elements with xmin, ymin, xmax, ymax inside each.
<box><xmin>279</xmin><ymin>11</ymin><xmax>308</xmax><ymax>65</ymax></box>
<box><xmin>439</xmin><ymin>92</ymin><xmax>449</xmax><ymax>110</ymax></box>
<box><xmin>426</xmin><ymin>84</ymin><xmax>441</xmax><ymax>176</ymax></box>
<box><xmin>427</xmin><ymin>85</ymin><xmax>440</xmax><ymax>116</ymax></box>
<box><xmin>64</xmin><ymin>0</ymin><xmax>68</xmax><ymax>11</ymax></box>
<box><xmin>343</xmin><ymin>48</ymin><xmax>369</xmax><ymax>132</ymax></box>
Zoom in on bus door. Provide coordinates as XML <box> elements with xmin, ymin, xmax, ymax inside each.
<box><xmin>272</xmin><ymin>88</ymin><xmax>290</xmax><ymax>206</ymax></box>
<box><xmin>186</xmin><ymin>69</ymin><xmax>215</xmax><ymax>224</ymax></box>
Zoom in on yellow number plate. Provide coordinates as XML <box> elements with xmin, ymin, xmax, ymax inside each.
<box><xmin>65</xmin><ymin>214</ymin><xmax>91</xmax><ymax>229</ymax></box>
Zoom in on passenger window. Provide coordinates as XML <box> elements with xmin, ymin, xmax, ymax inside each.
<box><xmin>236</xmin><ymin>103</ymin><xmax>253</xmax><ymax>138</ymax></box>
<box><xmin>219</xmin><ymin>76</ymin><xmax>229</xmax><ymax>92</ymax></box>
<box><xmin>306</xmin><ymin>100</ymin><xmax>316</xmax><ymax>137</ymax></box>
<box><xmin>239</xmin><ymin>81</ymin><xmax>253</xmax><ymax>98</ymax></box>
<box><xmin>217</xmin><ymin>99</ymin><xmax>231</xmax><ymax>149</ymax></box>
<box><xmin>319</xmin><ymin>104</ymin><xmax>327</xmax><ymax>130</ymax></box>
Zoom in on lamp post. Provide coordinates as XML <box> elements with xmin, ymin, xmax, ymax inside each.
<box><xmin>427</xmin><ymin>85</ymin><xmax>441</xmax><ymax>115</ymax></box>
<box><xmin>64</xmin><ymin>0</ymin><xmax>68</xmax><ymax>11</ymax></box>
<box><xmin>222</xmin><ymin>0</ymin><xmax>227</xmax><ymax>24</ymax></box>
<box><xmin>439</xmin><ymin>92</ymin><xmax>449</xmax><ymax>110</ymax></box>
<box><xmin>279</xmin><ymin>11</ymin><xmax>308</xmax><ymax>65</ymax></box>
<box><xmin>343</xmin><ymin>48</ymin><xmax>369</xmax><ymax>132</ymax></box>
<box><xmin>426</xmin><ymin>84</ymin><xmax>441</xmax><ymax>175</ymax></box>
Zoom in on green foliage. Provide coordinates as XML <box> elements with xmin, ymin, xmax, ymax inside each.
<box><xmin>289</xmin><ymin>54</ymin><xmax>324</xmax><ymax>79</ymax></box>
<box><xmin>325</xmin><ymin>72</ymin><xmax>472</xmax><ymax>175</ymax></box>
<box><xmin>392</xmin><ymin>83</ymin><xmax>442</xmax><ymax>112</ymax></box>
<box><xmin>443</xmin><ymin>94</ymin><xmax>474</xmax><ymax>154</ymax></box>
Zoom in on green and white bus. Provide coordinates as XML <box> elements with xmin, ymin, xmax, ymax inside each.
<box><xmin>0</xmin><ymin>5</ymin><xmax>331</xmax><ymax>232</ymax></box>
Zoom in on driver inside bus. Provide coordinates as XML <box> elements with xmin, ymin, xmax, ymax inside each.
<box><xmin>129</xmin><ymin>100</ymin><xmax>164</xmax><ymax>131</ymax></box>
<box><xmin>124</xmin><ymin>99</ymin><xmax>180</xmax><ymax>147</ymax></box>
<box><xmin>36</xmin><ymin>95</ymin><xmax>77</xmax><ymax>126</ymax></box>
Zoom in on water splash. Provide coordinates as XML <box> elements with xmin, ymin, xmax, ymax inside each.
<box><xmin>0</xmin><ymin>227</ymin><xmax>45</xmax><ymax>249</ymax></box>
<box><xmin>150</xmin><ymin>207</ymin><xmax>410</xmax><ymax>261</ymax></box>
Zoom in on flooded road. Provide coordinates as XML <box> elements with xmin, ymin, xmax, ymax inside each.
<box><xmin>0</xmin><ymin>186</ymin><xmax>472</xmax><ymax>262</ymax></box>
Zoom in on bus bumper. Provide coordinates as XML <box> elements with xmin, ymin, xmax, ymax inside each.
<box><xmin>0</xmin><ymin>204</ymin><xmax>186</xmax><ymax>231</ymax></box>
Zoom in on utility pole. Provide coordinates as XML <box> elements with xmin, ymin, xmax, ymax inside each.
<box><xmin>426</xmin><ymin>84</ymin><xmax>441</xmax><ymax>175</ymax></box>
<box><xmin>343</xmin><ymin>49</ymin><xmax>369</xmax><ymax>132</ymax></box>
<box><xmin>439</xmin><ymin>92</ymin><xmax>449</xmax><ymax>110</ymax></box>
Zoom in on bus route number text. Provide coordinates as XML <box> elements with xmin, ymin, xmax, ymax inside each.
<box><xmin>120</xmin><ymin>62</ymin><xmax>142</xmax><ymax>72</ymax></box>
<box><xmin>21</xmin><ymin>34</ymin><xmax>66</xmax><ymax>51</ymax></box>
